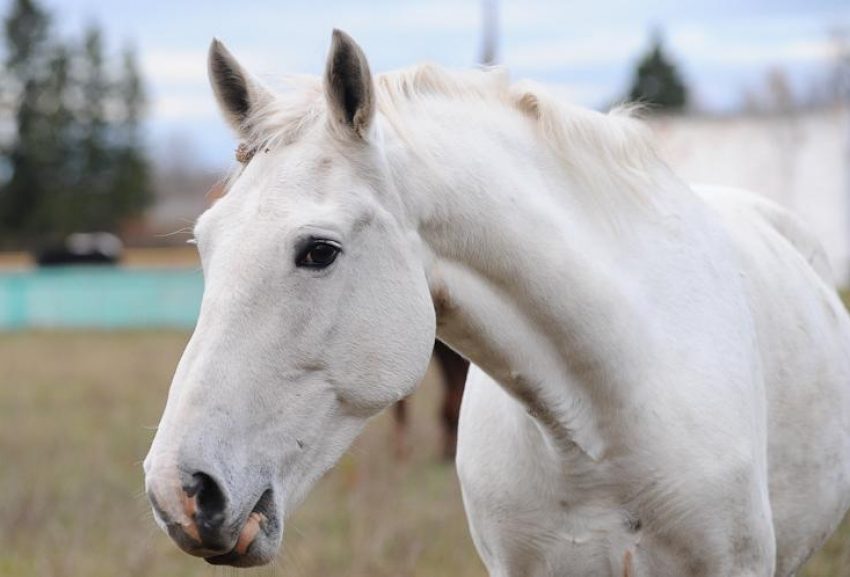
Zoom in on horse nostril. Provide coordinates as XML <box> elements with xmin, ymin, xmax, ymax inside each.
<box><xmin>186</xmin><ymin>472</ymin><xmax>227</xmax><ymax>534</ymax></box>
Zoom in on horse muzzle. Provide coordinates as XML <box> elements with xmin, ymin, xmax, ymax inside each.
<box><xmin>146</xmin><ymin>468</ymin><xmax>281</xmax><ymax>567</ymax></box>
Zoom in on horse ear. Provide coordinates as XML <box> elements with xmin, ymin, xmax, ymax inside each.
<box><xmin>324</xmin><ymin>29</ymin><xmax>375</xmax><ymax>139</ymax></box>
<box><xmin>208</xmin><ymin>39</ymin><xmax>272</xmax><ymax>136</ymax></box>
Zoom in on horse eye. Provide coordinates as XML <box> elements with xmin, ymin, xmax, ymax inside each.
<box><xmin>297</xmin><ymin>240</ymin><xmax>341</xmax><ymax>268</ymax></box>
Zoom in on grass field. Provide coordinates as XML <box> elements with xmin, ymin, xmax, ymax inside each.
<box><xmin>0</xmin><ymin>247</ymin><xmax>201</xmax><ymax>270</ymax></box>
<box><xmin>0</xmin><ymin>332</ymin><xmax>847</xmax><ymax>576</ymax></box>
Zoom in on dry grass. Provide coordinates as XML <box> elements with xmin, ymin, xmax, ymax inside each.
<box><xmin>0</xmin><ymin>332</ymin><xmax>483</xmax><ymax>577</ymax></box>
<box><xmin>121</xmin><ymin>247</ymin><xmax>200</xmax><ymax>268</ymax></box>
<box><xmin>0</xmin><ymin>332</ymin><xmax>847</xmax><ymax>576</ymax></box>
<box><xmin>0</xmin><ymin>247</ymin><xmax>200</xmax><ymax>270</ymax></box>
<box><xmin>0</xmin><ymin>251</ymin><xmax>31</xmax><ymax>269</ymax></box>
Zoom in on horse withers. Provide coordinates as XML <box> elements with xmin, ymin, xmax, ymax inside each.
<box><xmin>143</xmin><ymin>30</ymin><xmax>850</xmax><ymax>576</ymax></box>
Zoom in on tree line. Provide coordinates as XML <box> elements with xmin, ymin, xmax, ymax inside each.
<box><xmin>0</xmin><ymin>0</ymin><xmax>151</xmax><ymax>249</ymax></box>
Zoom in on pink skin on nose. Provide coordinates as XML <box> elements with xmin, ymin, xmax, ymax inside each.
<box><xmin>179</xmin><ymin>488</ymin><xmax>266</xmax><ymax>557</ymax></box>
<box><xmin>235</xmin><ymin>512</ymin><xmax>266</xmax><ymax>555</ymax></box>
<box><xmin>179</xmin><ymin>491</ymin><xmax>201</xmax><ymax>542</ymax></box>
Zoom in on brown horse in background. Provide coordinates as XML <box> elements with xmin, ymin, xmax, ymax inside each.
<box><xmin>393</xmin><ymin>341</ymin><xmax>469</xmax><ymax>460</ymax></box>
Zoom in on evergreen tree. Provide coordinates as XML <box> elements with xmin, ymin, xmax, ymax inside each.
<box><xmin>0</xmin><ymin>0</ymin><xmax>153</xmax><ymax>248</ymax></box>
<box><xmin>110</xmin><ymin>46</ymin><xmax>152</xmax><ymax>223</ymax></box>
<box><xmin>34</xmin><ymin>45</ymin><xmax>77</xmax><ymax>236</ymax></box>
<box><xmin>0</xmin><ymin>0</ymin><xmax>53</xmax><ymax>240</ymax></box>
<box><xmin>626</xmin><ymin>32</ymin><xmax>689</xmax><ymax>112</ymax></box>
<box><xmin>3</xmin><ymin>0</ymin><xmax>48</xmax><ymax>77</ymax></box>
<box><xmin>76</xmin><ymin>25</ymin><xmax>112</xmax><ymax>230</ymax></box>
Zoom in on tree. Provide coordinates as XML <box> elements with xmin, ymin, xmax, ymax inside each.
<box><xmin>3</xmin><ymin>0</ymin><xmax>48</xmax><ymax>77</ymax></box>
<box><xmin>109</xmin><ymin>46</ymin><xmax>152</xmax><ymax>223</ymax></box>
<box><xmin>74</xmin><ymin>25</ymin><xmax>112</xmax><ymax>230</ymax></box>
<box><xmin>626</xmin><ymin>31</ymin><xmax>689</xmax><ymax>112</ymax></box>
<box><xmin>0</xmin><ymin>0</ymin><xmax>153</xmax><ymax>248</ymax></box>
<box><xmin>0</xmin><ymin>0</ymin><xmax>54</xmax><ymax>239</ymax></box>
<box><xmin>31</xmin><ymin>44</ymin><xmax>77</xmax><ymax>235</ymax></box>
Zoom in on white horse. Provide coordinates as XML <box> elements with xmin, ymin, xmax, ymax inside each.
<box><xmin>144</xmin><ymin>30</ymin><xmax>850</xmax><ymax>576</ymax></box>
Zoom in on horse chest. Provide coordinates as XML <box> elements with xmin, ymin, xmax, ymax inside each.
<box><xmin>458</xmin><ymin>367</ymin><xmax>648</xmax><ymax>577</ymax></box>
<box><xmin>457</xmin><ymin>362</ymin><xmax>764</xmax><ymax>577</ymax></box>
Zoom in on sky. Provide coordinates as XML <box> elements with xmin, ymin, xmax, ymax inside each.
<box><xmin>31</xmin><ymin>0</ymin><xmax>850</xmax><ymax>169</ymax></box>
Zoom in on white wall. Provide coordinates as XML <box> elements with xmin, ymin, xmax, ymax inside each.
<box><xmin>650</xmin><ymin>106</ymin><xmax>850</xmax><ymax>286</ymax></box>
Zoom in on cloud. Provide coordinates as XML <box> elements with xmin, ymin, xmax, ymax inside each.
<box><xmin>546</xmin><ymin>81</ymin><xmax>617</xmax><ymax>107</ymax></box>
<box><xmin>670</xmin><ymin>28</ymin><xmax>837</xmax><ymax>66</ymax></box>
<box><xmin>141</xmin><ymin>47</ymin><xmax>285</xmax><ymax>86</ymax></box>
<box><xmin>507</xmin><ymin>23</ymin><xmax>839</xmax><ymax>78</ymax></box>
<box><xmin>142</xmin><ymin>45</ymin><xmax>304</xmax><ymax>126</ymax></box>
<box><xmin>349</xmin><ymin>3</ymin><xmax>480</xmax><ymax>33</ymax></box>
<box><xmin>142</xmin><ymin>49</ymin><xmax>209</xmax><ymax>85</ymax></box>
<box><xmin>505</xmin><ymin>30</ymin><xmax>646</xmax><ymax>71</ymax></box>
<box><xmin>151</xmin><ymin>92</ymin><xmax>218</xmax><ymax>121</ymax></box>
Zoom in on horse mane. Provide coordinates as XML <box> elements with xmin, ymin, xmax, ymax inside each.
<box><xmin>240</xmin><ymin>63</ymin><xmax>660</xmax><ymax>203</ymax></box>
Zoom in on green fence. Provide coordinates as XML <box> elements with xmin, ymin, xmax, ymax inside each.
<box><xmin>0</xmin><ymin>267</ymin><xmax>203</xmax><ymax>330</ymax></box>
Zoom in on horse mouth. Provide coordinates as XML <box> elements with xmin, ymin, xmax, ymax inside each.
<box><xmin>205</xmin><ymin>488</ymin><xmax>280</xmax><ymax>567</ymax></box>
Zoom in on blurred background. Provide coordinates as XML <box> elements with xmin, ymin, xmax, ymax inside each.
<box><xmin>0</xmin><ymin>0</ymin><xmax>848</xmax><ymax>575</ymax></box>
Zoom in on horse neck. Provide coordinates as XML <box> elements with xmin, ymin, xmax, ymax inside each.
<box><xmin>384</xmin><ymin>100</ymin><xmax>674</xmax><ymax>459</ymax></box>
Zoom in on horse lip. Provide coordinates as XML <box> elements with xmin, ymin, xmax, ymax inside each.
<box><xmin>204</xmin><ymin>549</ymin><xmax>246</xmax><ymax>565</ymax></box>
<box><xmin>203</xmin><ymin>512</ymin><xmax>274</xmax><ymax>566</ymax></box>
<box><xmin>204</xmin><ymin>488</ymin><xmax>277</xmax><ymax>566</ymax></box>
<box><xmin>165</xmin><ymin>521</ymin><xmax>231</xmax><ymax>558</ymax></box>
